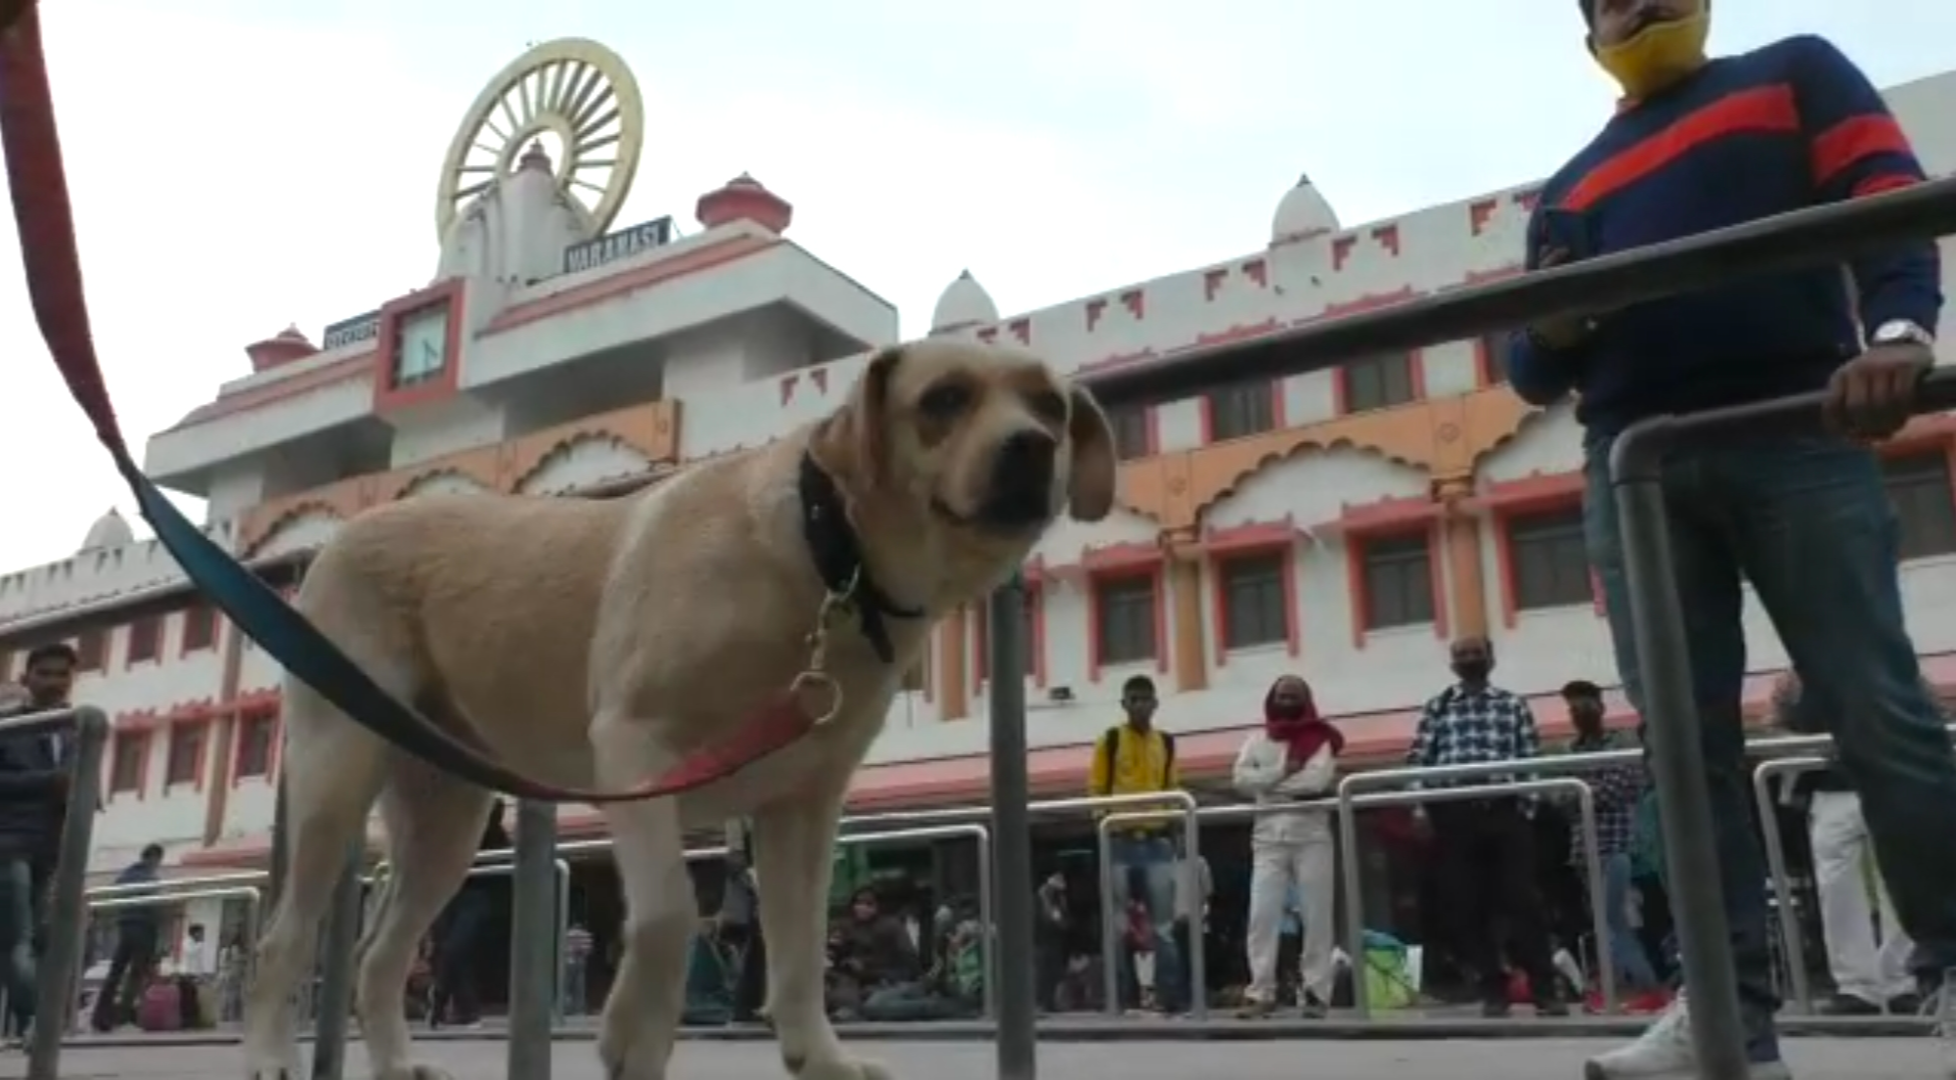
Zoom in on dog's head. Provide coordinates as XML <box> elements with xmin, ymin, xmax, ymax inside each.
<box><xmin>816</xmin><ymin>340</ymin><xmax>1118</xmax><ymax>541</ymax></box>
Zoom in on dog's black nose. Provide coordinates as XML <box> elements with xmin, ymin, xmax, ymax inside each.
<box><xmin>982</xmin><ymin>430</ymin><xmax>1057</xmax><ymax>527</ymax></box>
<box><xmin>997</xmin><ymin>429</ymin><xmax>1056</xmax><ymax>478</ymax></box>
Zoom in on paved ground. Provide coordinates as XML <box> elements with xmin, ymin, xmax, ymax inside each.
<box><xmin>5</xmin><ymin>1036</ymin><xmax>1950</xmax><ymax>1079</ymax></box>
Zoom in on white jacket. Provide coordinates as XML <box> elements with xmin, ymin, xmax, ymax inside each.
<box><xmin>1232</xmin><ymin>732</ymin><xmax>1337</xmax><ymax>845</ymax></box>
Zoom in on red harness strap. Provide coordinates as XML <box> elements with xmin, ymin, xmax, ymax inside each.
<box><xmin>0</xmin><ymin>2</ymin><xmax>825</xmax><ymax>803</ymax></box>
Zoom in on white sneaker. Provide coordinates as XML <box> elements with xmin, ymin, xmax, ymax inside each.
<box><xmin>1581</xmin><ymin>993</ymin><xmax>1790</xmax><ymax>1080</ymax></box>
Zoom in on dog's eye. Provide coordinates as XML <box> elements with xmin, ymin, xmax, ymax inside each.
<box><xmin>918</xmin><ymin>382</ymin><xmax>973</xmax><ymax>418</ymax></box>
<box><xmin>1029</xmin><ymin>390</ymin><xmax>1068</xmax><ymax>424</ymax></box>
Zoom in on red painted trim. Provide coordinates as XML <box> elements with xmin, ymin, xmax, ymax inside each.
<box><xmin>1085</xmin><ymin>565</ymin><xmax>1169</xmax><ymax>683</ymax></box>
<box><xmin>1207</xmin><ymin>537</ymin><xmax>1300</xmax><ymax>667</ymax></box>
<box><xmin>178</xmin><ymin>604</ymin><xmax>217</xmax><ymax>656</ymax></box>
<box><xmin>74</xmin><ymin>626</ymin><xmax>106</xmax><ymax>672</ymax></box>
<box><xmin>106</xmin><ymin>723</ymin><xmax>151</xmax><ymax>800</ymax></box>
<box><xmin>1469</xmin><ymin>471</ymin><xmax>1585</xmax><ymax>516</ymax></box>
<box><xmin>1492</xmin><ymin>487</ymin><xmax>1586</xmax><ymax>628</ymax></box>
<box><xmin>1566</xmin><ymin>85</ymin><xmax>1799</xmax><ymax>211</ymax></box>
<box><xmin>229</xmin><ymin>707</ymin><xmax>281</xmax><ymax>785</ymax></box>
<box><xmin>371</xmin><ymin>278</ymin><xmax>466</xmax><ymax>415</ymax></box>
<box><xmin>1079</xmin><ymin>541</ymin><xmax>1163</xmax><ymax>574</ymax></box>
<box><xmin>1343</xmin><ymin>523</ymin><xmax>1447</xmax><ymax>648</ymax></box>
<box><xmin>1201</xmin><ymin>518</ymin><xmax>1300</xmax><ymax>555</ymax></box>
<box><xmin>1315</xmin><ymin>494</ymin><xmax>1437</xmax><ymax>536</ymax></box>
<box><xmin>123</xmin><ymin>615</ymin><xmax>161</xmax><ymax>669</ymax></box>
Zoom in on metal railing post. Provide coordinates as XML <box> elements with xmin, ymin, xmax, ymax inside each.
<box><xmin>1103</xmin><ymin>810</ymin><xmax>1204</xmax><ymax>1017</ymax></box>
<box><xmin>1610</xmin><ymin>415</ymin><xmax>1760</xmax><ymax>1080</ymax></box>
<box><xmin>509</xmin><ymin>800</ymin><xmax>558</xmax><ymax>1080</ymax></box>
<box><xmin>985</xmin><ymin>580</ymin><xmax>1036</xmax><ymax>1080</ymax></box>
<box><xmin>1751</xmin><ymin>756</ymin><xmax>1827</xmax><ymax>1015</ymax></box>
<box><xmin>309</xmin><ymin>838</ymin><xmax>365</xmax><ymax>1080</ymax></box>
<box><xmin>25</xmin><ymin>706</ymin><xmax>107</xmax><ymax>1080</ymax></box>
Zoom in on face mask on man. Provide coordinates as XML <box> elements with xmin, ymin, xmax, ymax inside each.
<box><xmin>1452</xmin><ymin>658</ymin><xmax>1492</xmax><ymax>684</ymax></box>
<box><xmin>1592</xmin><ymin>1</ymin><xmax>1710</xmax><ymax>99</ymax></box>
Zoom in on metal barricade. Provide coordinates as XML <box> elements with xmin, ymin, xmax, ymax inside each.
<box><xmin>1336</xmin><ymin>756</ymin><xmax>1633</xmax><ymax>1018</ymax></box>
<box><xmin>1092</xmin><ymin>808</ymin><xmax>1207</xmax><ymax>1019</ymax></box>
<box><xmin>513</xmin><ymin>828</ymin><xmax>994</xmax><ymax>1021</ymax></box>
<box><xmin>1751</xmin><ymin>754</ymin><xmax>1829</xmax><ymax>1016</ymax></box>
<box><xmin>86</xmin><ymin>869</ymin><xmax>267</xmax><ymax>899</ymax></box>
<box><xmin>85</xmin><ymin>885</ymin><xmax>264</xmax><ymax>1006</ymax></box>
<box><xmin>1338</xmin><ymin>778</ymin><xmax>1607</xmax><ymax>1016</ymax></box>
<box><xmin>835</xmin><ymin>824</ymin><xmax>996</xmax><ymax>1021</ymax></box>
<box><xmin>4</xmin><ymin>706</ymin><xmax>110</xmax><ymax>1080</ymax></box>
<box><xmin>1748</xmin><ymin>723</ymin><xmax>1956</xmax><ymax>1016</ymax></box>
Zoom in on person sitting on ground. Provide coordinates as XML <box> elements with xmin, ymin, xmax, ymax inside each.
<box><xmin>861</xmin><ymin>905</ymin><xmax>985</xmax><ymax>1022</ymax></box>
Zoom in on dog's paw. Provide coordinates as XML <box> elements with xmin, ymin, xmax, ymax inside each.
<box><xmin>789</xmin><ymin>1054</ymin><xmax>895</xmax><ymax>1080</ymax></box>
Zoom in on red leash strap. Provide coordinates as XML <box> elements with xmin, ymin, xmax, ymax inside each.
<box><xmin>0</xmin><ymin>2</ymin><xmax>826</xmax><ymax>803</ymax></box>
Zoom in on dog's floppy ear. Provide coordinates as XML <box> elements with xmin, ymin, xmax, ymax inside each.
<box><xmin>814</xmin><ymin>346</ymin><xmax>904</xmax><ymax>486</ymax></box>
<box><xmin>1066</xmin><ymin>384</ymin><xmax>1118</xmax><ymax>522</ymax></box>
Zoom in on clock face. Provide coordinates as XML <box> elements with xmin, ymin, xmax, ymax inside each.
<box><xmin>393</xmin><ymin>303</ymin><xmax>450</xmax><ymax>387</ymax></box>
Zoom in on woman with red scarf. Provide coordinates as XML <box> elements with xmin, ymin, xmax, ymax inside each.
<box><xmin>1231</xmin><ymin>674</ymin><xmax>1343</xmax><ymax>1017</ymax></box>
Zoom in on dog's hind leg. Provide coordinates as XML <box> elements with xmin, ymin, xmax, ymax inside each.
<box><xmin>756</xmin><ymin>786</ymin><xmax>893</xmax><ymax>1080</ymax></box>
<box><xmin>242</xmin><ymin>681</ymin><xmax>389</xmax><ymax>1080</ymax></box>
<box><xmin>357</xmin><ymin>762</ymin><xmax>494</xmax><ymax>1080</ymax></box>
<box><xmin>591</xmin><ymin>715</ymin><xmax>695</xmax><ymax>1080</ymax></box>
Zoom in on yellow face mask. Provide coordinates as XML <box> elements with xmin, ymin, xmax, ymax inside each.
<box><xmin>1593</xmin><ymin>10</ymin><xmax>1710</xmax><ymax>100</ymax></box>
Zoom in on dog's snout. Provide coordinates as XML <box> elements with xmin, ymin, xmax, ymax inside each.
<box><xmin>997</xmin><ymin>429</ymin><xmax>1057</xmax><ymax>477</ymax></box>
<box><xmin>978</xmin><ymin>429</ymin><xmax>1058</xmax><ymax>530</ymax></box>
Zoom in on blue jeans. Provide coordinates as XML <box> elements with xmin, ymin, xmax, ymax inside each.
<box><xmin>1108</xmin><ymin>835</ymin><xmax>1182</xmax><ymax>1010</ymax></box>
<box><xmin>0</xmin><ymin>859</ymin><xmax>37</xmax><ymax>1032</ymax></box>
<box><xmin>1584</xmin><ymin>433</ymin><xmax>1956</xmax><ymax>1058</ymax></box>
<box><xmin>1600</xmin><ymin>851</ymin><xmax>1659</xmax><ymax>992</ymax></box>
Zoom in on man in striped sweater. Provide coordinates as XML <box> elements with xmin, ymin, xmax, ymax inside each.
<box><xmin>1511</xmin><ymin>2</ymin><xmax>1956</xmax><ymax>1076</ymax></box>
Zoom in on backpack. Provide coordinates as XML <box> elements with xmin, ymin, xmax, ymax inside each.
<box><xmin>1102</xmin><ymin>725</ymin><xmax>1175</xmax><ymax>786</ymax></box>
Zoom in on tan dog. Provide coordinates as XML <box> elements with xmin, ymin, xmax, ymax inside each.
<box><xmin>241</xmin><ymin>339</ymin><xmax>1117</xmax><ymax>1080</ymax></box>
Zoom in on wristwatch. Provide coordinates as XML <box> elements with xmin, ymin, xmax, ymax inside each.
<box><xmin>1870</xmin><ymin>319</ymin><xmax>1936</xmax><ymax>348</ymax></box>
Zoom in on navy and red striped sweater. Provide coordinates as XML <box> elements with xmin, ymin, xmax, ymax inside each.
<box><xmin>1508</xmin><ymin>35</ymin><xmax>1942</xmax><ymax>434</ymax></box>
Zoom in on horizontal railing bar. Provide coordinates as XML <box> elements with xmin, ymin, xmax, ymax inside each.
<box><xmin>1082</xmin><ymin>177</ymin><xmax>1956</xmax><ymax>410</ymax></box>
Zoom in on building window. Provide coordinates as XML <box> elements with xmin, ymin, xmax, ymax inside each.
<box><xmin>1482</xmin><ymin>333</ymin><xmax>1510</xmax><ymax>384</ymax></box>
<box><xmin>1884</xmin><ymin>452</ymin><xmax>1956</xmax><ymax>560</ymax></box>
<box><xmin>1094</xmin><ymin>575</ymin><xmax>1158</xmax><ymax>666</ymax></box>
<box><xmin>1342</xmin><ymin>353</ymin><xmax>1417</xmax><ymax>412</ymax></box>
<box><xmin>109</xmin><ymin>732</ymin><xmax>147</xmax><ymax>794</ymax></box>
<box><xmin>181</xmin><ymin>605</ymin><xmax>217</xmax><ymax>652</ymax></box>
<box><xmin>1206</xmin><ymin>381</ymin><xmax>1276</xmax><ymax>441</ymax></box>
<box><xmin>1361</xmin><ymin>533</ymin><xmax>1436</xmax><ymax>630</ymax></box>
<box><xmin>235</xmin><ymin>710</ymin><xmax>279</xmax><ymax>779</ymax></box>
<box><xmin>1218</xmin><ymin>553</ymin><xmax>1288</xmax><ymax>650</ymax></box>
<box><xmin>165</xmin><ymin>723</ymin><xmax>204</xmax><ymax>787</ymax></box>
<box><xmin>126</xmin><ymin>616</ymin><xmax>161</xmax><ymax>664</ymax></box>
<box><xmin>76</xmin><ymin>628</ymin><xmax>106</xmax><ymax>671</ymax></box>
<box><xmin>1109</xmin><ymin>407</ymin><xmax>1150</xmax><ymax>460</ymax></box>
<box><xmin>1508</xmin><ymin>507</ymin><xmax>1591</xmax><ymax>611</ymax></box>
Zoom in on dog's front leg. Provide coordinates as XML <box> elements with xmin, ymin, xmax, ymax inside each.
<box><xmin>755</xmin><ymin>790</ymin><xmax>893</xmax><ymax>1080</ymax></box>
<box><xmin>592</xmin><ymin>716</ymin><xmax>695</xmax><ymax>1080</ymax></box>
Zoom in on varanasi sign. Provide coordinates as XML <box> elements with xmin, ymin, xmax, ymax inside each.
<box><xmin>321</xmin><ymin>311</ymin><xmax>381</xmax><ymax>351</ymax></box>
<box><xmin>563</xmin><ymin>216</ymin><xmax>674</xmax><ymax>275</ymax></box>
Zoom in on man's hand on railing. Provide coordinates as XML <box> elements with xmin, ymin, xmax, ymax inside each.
<box><xmin>1825</xmin><ymin>336</ymin><xmax>1936</xmax><ymax>439</ymax></box>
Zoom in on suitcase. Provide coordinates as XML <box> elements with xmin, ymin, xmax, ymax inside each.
<box><xmin>137</xmin><ymin>981</ymin><xmax>181</xmax><ymax>1032</ymax></box>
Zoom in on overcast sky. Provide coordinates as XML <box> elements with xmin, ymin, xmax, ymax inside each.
<box><xmin>2</xmin><ymin>0</ymin><xmax>1953</xmax><ymax>574</ymax></box>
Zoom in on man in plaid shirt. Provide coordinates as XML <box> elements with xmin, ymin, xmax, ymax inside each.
<box><xmin>1560</xmin><ymin>680</ymin><xmax>1662</xmax><ymax>1005</ymax></box>
<box><xmin>1405</xmin><ymin>637</ymin><xmax>1564</xmax><ymax>1017</ymax></box>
